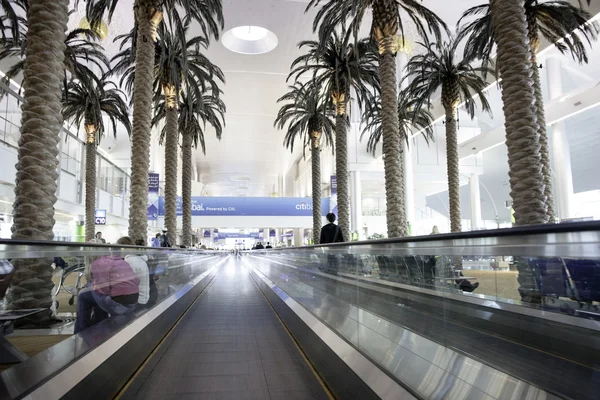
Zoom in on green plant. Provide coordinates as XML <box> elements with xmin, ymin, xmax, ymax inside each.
<box><xmin>306</xmin><ymin>0</ymin><xmax>446</xmax><ymax>238</ymax></box>
<box><xmin>404</xmin><ymin>38</ymin><xmax>493</xmax><ymax>233</ymax></box>
<box><xmin>62</xmin><ymin>77</ymin><xmax>131</xmax><ymax>242</ymax></box>
<box><xmin>80</xmin><ymin>0</ymin><xmax>223</xmax><ymax>241</ymax></box>
<box><xmin>275</xmin><ymin>81</ymin><xmax>334</xmax><ymax>244</ymax></box>
<box><xmin>361</xmin><ymin>87</ymin><xmax>435</xmax><ymax>233</ymax></box>
<box><xmin>289</xmin><ymin>29</ymin><xmax>378</xmax><ymax>242</ymax></box>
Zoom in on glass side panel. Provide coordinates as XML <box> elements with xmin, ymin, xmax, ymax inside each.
<box><xmin>0</xmin><ymin>244</ymin><xmax>228</xmax><ymax>373</ymax></box>
<box><xmin>247</xmin><ymin>228</ymin><xmax>600</xmax><ymax>400</ymax></box>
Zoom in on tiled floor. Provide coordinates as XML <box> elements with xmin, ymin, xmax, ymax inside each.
<box><xmin>121</xmin><ymin>258</ymin><xmax>328</xmax><ymax>400</ymax></box>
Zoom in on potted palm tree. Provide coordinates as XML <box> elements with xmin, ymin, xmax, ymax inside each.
<box><xmin>306</xmin><ymin>0</ymin><xmax>446</xmax><ymax>238</ymax></box>
<box><xmin>404</xmin><ymin>38</ymin><xmax>493</xmax><ymax>233</ymax></box>
<box><xmin>458</xmin><ymin>0</ymin><xmax>598</xmax><ymax>223</ymax></box>
<box><xmin>62</xmin><ymin>77</ymin><xmax>131</xmax><ymax>242</ymax></box>
<box><xmin>288</xmin><ymin>30</ymin><xmax>379</xmax><ymax>242</ymax></box>
<box><xmin>154</xmin><ymin>90</ymin><xmax>225</xmax><ymax>247</ymax></box>
<box><xmin>82</xmin><ymin>0</ymin><xmax>223</xmax><ymax>241</ymax></box>
<box><xmin>275</xmin><ymin>81</ymin><xmax>334</xmax><ymax>245</ymax></box>
<box><xmin>114</xmin><ymin>18</ymin><xmax>224</xmax><ymax>244</ymax></box>
<box><xmin>361</xmin><ymin>88</ymin><xmax>435</xmax><ymax>233</ymax></box>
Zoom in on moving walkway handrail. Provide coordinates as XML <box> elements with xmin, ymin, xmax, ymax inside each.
<box><xmin>274</xmin><ymin>221</ymin><xmax>600</xmax><ymax>258</ymax></box>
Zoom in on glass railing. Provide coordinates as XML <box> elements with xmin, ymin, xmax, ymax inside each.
<box><xmin>0</xmin><ymin>241</ymin><xmax>227</xmax><ymax>381</ymax></box>
<box><xmin>246</xmin><ymin>222</ymin><xmax>600</xmax><ymax>400</ymax></box>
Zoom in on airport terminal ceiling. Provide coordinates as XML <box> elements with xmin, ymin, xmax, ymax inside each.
<box><xmin>0</xmin><ymin>0</ymin><xmax>599</xmax><ymax>225</ymax></box>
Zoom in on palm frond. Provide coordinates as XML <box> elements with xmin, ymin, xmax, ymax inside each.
<box><xmin>289</xmin><ymin>28</ymin><xmax>379</xmax><ymax>115</ymax></box>
<box><xmin>307</xmin><ymin>0</ymin><xmax>448</xmax><ymax>52</ymax></box>
<box><xmin>0</xmin><ymin>13</ymin><xmax>109</xmax><ymax>91</ymax></box>
<box><xmin>154</xmin><ymin>88</ymin><xmax>225</xmax><ymax>155</ymax></box>
<box><xmin>361</xmin><ymin>87</ymin><xmax>434</xmax><ymax>155</ymax></box>
<box><xmin>404</xmin><ymin>38</ymin><xmax>494</xmax><ymax>120</ymax></box>
<box><xmin>458</xmin><ymin>1</ymin><xmax>598</xmax><ymax>66</ymax></box>
<box><xmin>274</xmin><ymin>80</ymin><xmax>335</xmax><ymax>154</ymax></box>
<box><xmin>62</xmin><ymin>75</ymin><xmax>131</xmax><ymax>143</ymax></box>
<box><xmin>112</xmin><ymin>18</ymin><xmax>224</xmax><ymax>109</ymax></box>
<box><xmin>0</xmin><ymin>0</ymin><xmax>26</xmax><ymax>42</ymax></box>
<box><xmin>77</xmin><ymin>0</ymin><xmax>224</xmax><ymax>42</ymax></box>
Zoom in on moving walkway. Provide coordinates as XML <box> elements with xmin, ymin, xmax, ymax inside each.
<box><xmin>0</xmin><ymin>222</ymin><xmax>598</xmax><ymax>399</ymax></box>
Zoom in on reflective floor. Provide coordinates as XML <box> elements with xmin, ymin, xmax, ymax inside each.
<box><xmin>121</xmin><ymin>258</ymin><xmax>328</xmax><ymax>400</ymax></box>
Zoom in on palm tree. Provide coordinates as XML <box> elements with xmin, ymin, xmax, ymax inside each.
<box><xmin>288</xmin><ymin>30</ymin><xmax>379</xmax><ymax>242</ymax></box>
<box><xmin>275</xmin><ymin>81</ymin><xmax>334</xmax><ymax>245</ymax></box>
<box><xmin>62</xmin><ymin>77</ymin><xmax>131</xmax><ymax>242</ymax></box>
<box><xmin>361</xmin><ymin>88</ymin><xmax>435</xmax><ymax>230</ymax></box>
<box><xmin>404</xmin><ymin>38</ymin><xmax>492</xmax><ymax>233</ymax></box>
<box><xmin>154</xmin><ymin>90</ymin><xmax>225</xmax><ymax>247</ymax></box>
<box><xmin>1</xmin><ymin>0</ymin><xmax>69</xmax><ymax>323</ymax></box>
<box><xmin>458</xmin><ymin>0</ymin><xmax>597</xmax><ymax>223</ymax></box>
<box><xmin>0</xmin><ymin>10</ymin><xmax>109</xmax><ymax>91</ymax></box>
<box><xmin>81</xmin><ymin>0</ymin><xmax>223</xmax><ymax>242</ymax></box>
<box><xmin>114</xmin><ymin>19</ymin><xmax>224</xmax><ymax>244</ymax></box>
<box><xmin>307</xmin><ymin>0</ymin><xmax>446</xmax><ymax>238</ymax></box>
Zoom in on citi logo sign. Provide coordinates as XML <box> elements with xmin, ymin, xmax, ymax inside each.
<box><xmin>295</xmin><ymin>202</ymin><xmax>312</xmax><ymax>210</ymax></box>
<box><xmin>191</xmin><ymin>203</ymin><xmax>205</xmax><ymax>211</ymax></box>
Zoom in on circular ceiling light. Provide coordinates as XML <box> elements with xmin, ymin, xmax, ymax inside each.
<box><xmin>222</xmin><ymin>25</ymin><xmax>278</xmax><ymax>55</ymax></box>
<box><xmin>232</xmin><ymin>26</ymin><xmax>268</xmax><ymax>41</ymax></box>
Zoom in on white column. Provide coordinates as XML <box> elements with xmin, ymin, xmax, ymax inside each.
<box><xmin>294</xmin><ymin>228</ymin><xmax>303</xmax><ymax>247</ymax></box>
<box><xmin>546</xmin><ymin>57</ymin><xmax>575</xmax><ymax>220</ymax></box>
<box><xmin>350</xmin><ymin>170</ymin><xmax>362</xmax><ymax>235</ymax></box>
<box><xmin>404</xmin><ymin>142</ymin><xmax>415</xmax><ymax>232</ymax></box>
<box><xmin>278</xmin><ymin>175</ymin><xmax>284</xmax><ymax>197</ymax></box>
<box><xmin>469</xmin><ymin>174</ymin><xmax>482</xmax><ymax>230</ymax></box>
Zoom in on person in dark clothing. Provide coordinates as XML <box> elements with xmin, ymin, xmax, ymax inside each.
<box><xmin>159</xmin><ymin>229</ymin><xmax>172</xmax><ymax>248</ymax></box>
<box><xmin>320</xmin><ymin>213</ymin><xmax>344</xmax><ymax>275</ymax></box>
<box><xmin>320</xmin><ymin>213</ymin><xmax>344</xmax><ymax>244</ymax></box>
<box><xmin>265</xmin><ymin>242</ymin><xmax>273</xmax><ymax>249</ymax></box>
<box><xmin>255</xmin><ymin>242</ymin><xmax>265</xmax><ymax>250</ymax></box>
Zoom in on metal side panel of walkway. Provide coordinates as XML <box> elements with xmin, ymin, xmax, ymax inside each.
<box><xmin>120</xmin><ymin>257</ymin><xmax>329</xmax><ymax>400</ymax></box>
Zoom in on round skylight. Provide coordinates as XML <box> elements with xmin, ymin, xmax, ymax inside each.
<box><xmin>232</xmin><ymin>26</ymin><xmax>268</xmax><ymax>41</ymax></box>
<box><xmin>222</xmin><ymin>25</ymin><xmax>278</xmax><ymax>55</ymax></box>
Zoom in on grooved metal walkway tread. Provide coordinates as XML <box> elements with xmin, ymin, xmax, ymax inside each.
<box><xmin>121</xmin><ymin>257</ymin><xmax>329</xmax><ymax>400</ymax></box>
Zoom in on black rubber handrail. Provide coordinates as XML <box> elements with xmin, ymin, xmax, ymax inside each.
<box><xmin>0</xmin><ymin>220</ymin><xmax>598</xmax><ymax>250</ymax></box>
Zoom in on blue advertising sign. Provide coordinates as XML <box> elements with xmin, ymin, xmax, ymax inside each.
<box><xmin>330</xmin><ymin>176</ymin><xmax>338</xmax><ymax>215</ymax></box>
<box><xmin>269</xmin><ymin>229</ymin><xmax>276</xmax><ymax>237</ymax></box>
<box><xmin>158</xmin><ymin>197</ymin><xmax>330</xmax><ymax>217</ymax></box>
<box><xmin>203</xmin><ymin>230</ymin><xmax>211</xmax><ymax>238</ymax></box>
<box><xmin>148</xmin><ymin>173</ymin><xmax>159</xmax><ymax>221</ymax></box>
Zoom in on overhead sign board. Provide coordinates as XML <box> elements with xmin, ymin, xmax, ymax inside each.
<box><xmin>157</xmin><ymin>197</ymin><xmax>330</xmax><ymax>217</ymax></box>
<box><xmin>95</xmin><ymin>209</ymin><xmax>107</xmax><ymax>225</ymax></box>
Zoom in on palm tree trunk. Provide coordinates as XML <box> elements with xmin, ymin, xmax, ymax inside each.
<box><xmin>490</xmin><ymin>0</ymin><xmax>547</xmax><ymax>226</ymax></box>
<box><xmin>6</xmin><ymin>0</ymin><xmax>69</xmax><ymax>322</ymax></box>
<box><xmin>398</xmin><ymin>128</ymin><xmax>407</xmax><ymax>231</ymax></box>
<box><xmin>181</xmin><ymin>132</ymin><xmax>193</xmax><ymax>247</ymax></box>
<box><xmin>379</xmin><ymin>36</ymin><xmax>407</xmax><ymax>238</ymax></box>
<box><xmin>528</xmin><ymin>20</ymin><xmax>555</xmax><ymax>222</ymax></box>
<box><xmin>163</xmin><ymin>89</ymin><xmax>178</xmax><ymax>245</ymax></box>
<box><xmin>128</xmin><ymin>0</ymin><xmax>163</xmax><ymax>242</ymax></box>
<box><xmin>491</xmin><ymin>0</ymin><xmax>547</xmax><ymax>304</ymax></box>
<box><xmin>442</xmin><ymin>87</ymin><xmax>462</xmax><ymax>233</ymax></box>
<box><xmin>84</xmin><ymin>125</ymin><xmax>97</xmax><ymax>242</ymax></box>
<box><xmin>311</xmin><ymin>136</ymin><xmax>322</xmax><ymax>245</ymax></box>
<box><xmin>334</xmin><ymin>104</ymin><xmax>350</xmax><ymax>242</ymax></box>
